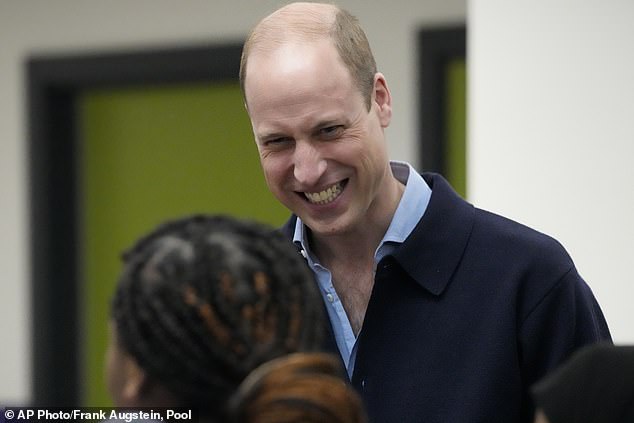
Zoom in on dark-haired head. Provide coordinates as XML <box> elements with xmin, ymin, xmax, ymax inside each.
<box><xmin>106</xmin><ymin>214</ymin><xmax>326</xmax><ymax>419</ymax></box>
<box><xmin>531</xmin><ymin>343</ymin><xmax>634</xmax><ymax>423</ymax></box>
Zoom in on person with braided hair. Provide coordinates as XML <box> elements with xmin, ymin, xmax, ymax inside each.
<box><xmin>105</xmin><ymin>214</ymin><xmax>365</xmax><ymax>422</ymax></box>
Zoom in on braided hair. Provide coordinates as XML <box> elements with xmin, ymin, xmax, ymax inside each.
<box><xmin>110</xmin><ymin>214</ymin><xmax>325</xmax><ymax>415</ymax></box>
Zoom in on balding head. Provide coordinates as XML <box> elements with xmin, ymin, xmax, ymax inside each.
<box><xmin>245</xmin><ymin>2</ymin><xmax>337</xmax><ymax>46</ymax></box>
<box><xmin>240</xmin><ymin>2</ymin><xmax>377</xmax><ymax>110</ymax></box>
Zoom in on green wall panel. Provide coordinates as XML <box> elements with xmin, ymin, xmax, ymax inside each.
<box><xmin>78</xmin><ymin>82</ymin><xmax>288</xmax><ymax>405</ymax></box>
<box><xmin>445</xmin><ymin>59</ymin><xmax>467</xmax><ymax>198</ymax></box>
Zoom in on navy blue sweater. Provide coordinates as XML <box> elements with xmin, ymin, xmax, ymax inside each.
<box><xmin>283</xmin><ymin>173</ymin><xmax>611</xmax><ymax>423</ymax></box>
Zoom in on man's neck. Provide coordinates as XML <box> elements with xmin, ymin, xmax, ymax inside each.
<box><xmin>310</xmin><ymin>226</ymin><xmax>380</xmax><ymax>266</ymax></box>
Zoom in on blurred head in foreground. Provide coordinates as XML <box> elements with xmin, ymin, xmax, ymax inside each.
<box><xmin>532</xmin><ymin>343</ymin><xmax>634</xmax><ymax>423</ymax></box>
<box><xmin>105</xmin><ymin>214</ymin><xmax>365</xmax><ymax>422</ymax></box>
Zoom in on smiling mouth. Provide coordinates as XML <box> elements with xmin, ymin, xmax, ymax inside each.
<box><xmin>303</xmin><ymin>180</ymin><xmax>347</xmax><ymax>205</ymax></box>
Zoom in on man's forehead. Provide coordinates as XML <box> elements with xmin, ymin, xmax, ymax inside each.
<box><xmin>245</xmin><ymin>39</ymin><xmax>348</xmax><ymax>95</ymax></box>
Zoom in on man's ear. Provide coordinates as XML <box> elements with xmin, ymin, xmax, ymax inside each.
<box><xmin>373</xmin><ymin>72</ymin><xmax>392</xmax><ymax>128</ymax></box>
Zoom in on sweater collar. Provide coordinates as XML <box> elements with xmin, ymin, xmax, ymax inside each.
<box><xmin>391</xmin><ymin>173</ymin><xmax>475</xmax><ymax>296</ymax></box>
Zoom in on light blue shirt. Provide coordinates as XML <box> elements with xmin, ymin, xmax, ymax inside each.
<box><xmin>293</xmin><ymin>161</ymin><xmax>432</xmax><ymax>378</ymax></box>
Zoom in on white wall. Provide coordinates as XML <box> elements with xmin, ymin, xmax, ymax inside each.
<box><xmin>469</xmin><ymin>1</ymin><xmax>634</xmax><ymax>343</ymax></box>
<box><xmin>0</xmin><ymin>0</ymin><xmax>466</xmax><ymax>404</ymax></box>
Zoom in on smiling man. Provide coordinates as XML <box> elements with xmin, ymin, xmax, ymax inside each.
<box><xmin>239</xmin><ymin>3</ymin><xmax>611</xmax><ymax>422</ymax></box>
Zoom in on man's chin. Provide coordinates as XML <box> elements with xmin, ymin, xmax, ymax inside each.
<box><xmin>300</xmin><ymin>216</ymin><xmax>352</xmax><ymax>238</ymax></box>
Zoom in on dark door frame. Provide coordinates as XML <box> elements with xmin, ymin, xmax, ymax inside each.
<box><xmin>27</xmin><ymin>42</ymin><xmax>243</xmax><ymax>405</ymax></box>
<box><xmin>418</xmin><ymin>26</ymin><xmax>467</xmax><ymax>174</ymax></box>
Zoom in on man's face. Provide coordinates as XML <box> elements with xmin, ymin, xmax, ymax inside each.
<box><xmin>244</xmin><ymin>38</ymin><xmax>392</xmax><ymax>237</ymax></box>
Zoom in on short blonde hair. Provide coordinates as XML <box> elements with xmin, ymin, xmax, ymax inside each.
<box><xmin>240</xmin><ymin>2</ymin><xmax>377</xmax><ymax>110</ymax></box>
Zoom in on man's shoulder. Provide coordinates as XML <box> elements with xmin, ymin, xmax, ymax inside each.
<box><xmin>420</xmin><ymin>172</ymin><xmax>572</xmax><ymax>266</ymax></box>
<box><xmin>475</xmin><ymin>207</ymin><xmax>569</xmax><ymax>256</ymax></box>
<box><xmin>468</xmin><ymin>207</ymin><xmax>576</xmax><ymax>286</ymax></box>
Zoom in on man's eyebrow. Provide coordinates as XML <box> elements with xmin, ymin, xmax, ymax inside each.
<box><xmin>311</xmin><ymin>118</ymin><xmax>346</xmax><ymax>132</ymax></box>
<box><xmin>314</xmin><ymin>119</ymin><xmax>339</xmax><ymax>128</ymax></box>
<box><xmin>257</xmin><ymin>118</ymin><xmax>346</xmax><ymax>140</ymax></box>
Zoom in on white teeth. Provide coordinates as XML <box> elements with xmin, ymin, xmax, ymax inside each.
<box><xmin>304</xmin><ymin>182</ymin><xmax>343</xmax><ymax>204</ymax></box>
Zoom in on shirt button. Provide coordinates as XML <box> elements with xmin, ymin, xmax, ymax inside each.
<box><xmin>326</xmin><ymin>293</ymin><xmax>334</xmax><ymax>303</ymax></box>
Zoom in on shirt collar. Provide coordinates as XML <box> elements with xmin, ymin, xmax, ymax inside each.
<box><xmin>380</xmin><ymin>161</ymin><xmax>431</xmax><ymax>244</ymax></box>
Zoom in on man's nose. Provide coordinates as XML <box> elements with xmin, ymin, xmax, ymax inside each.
<box><xmin>293</xmin><ymin>141</ymin><xmax>327</xmax><ymax>186</ymax></box>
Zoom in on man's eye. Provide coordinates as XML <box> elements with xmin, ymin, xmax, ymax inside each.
<box><xmin>265</xmin><ymin>137</ymin><xmax>291</xmax><ymax>147</ymax></box>
<box><xmin>320</xmin><ymin>125</ymin><xmax>343</xmax><ymax>138</ymax></box>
